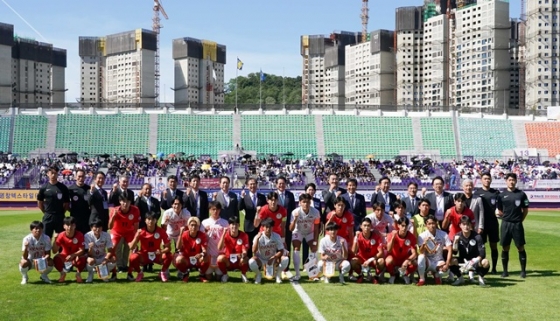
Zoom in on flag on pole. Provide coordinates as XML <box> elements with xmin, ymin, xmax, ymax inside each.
<box><xmin>237</xmin><ymin>58</ymin><xmax>244</xmax><ymax>70</ymax></box>
<box><xmin>260</xmin><ymin>69</ymin><xmax>266</xmax><ymax>82</ymax></box>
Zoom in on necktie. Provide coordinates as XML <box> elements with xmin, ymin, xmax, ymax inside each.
<box><xmin>146</xmin><ymin>197</ymin><xmax>151</xmax><ymax>207</ymax></box>
<box><xmin>411</xmin><ymin>198</ymin><xmax>416</xmax><ymax>210</ymax></box>
<box><xmin>252</xmin><ymin>194</ymin><xmax>256</xmax><ymax>206</ymax></box>
<box><xmin>195</xmin><ymin>192</ymin><xmax>200</xmax><ymax>217</ymax></box>
<box><xmin>170</xmin><ymin>189</ymin><xmax>175</xmax><ymax>198</ymax></box>
<box><xmin>280</xmin><ymin>193</ymin><xmax>285</xmax><ymax>206</ymax></box>
<box><xmin>350</xmin><ymin>195</ymin><xmax>355</xmax><ymax>209</ymax></box>
<box><xmin>224</xmin><ymin>193</ymin><xmax>230</xmax><ymax>206</ymax></box>
<box><xmin>385</xmin><ymin>193</ymin><xmax>389</xmax><ymax>204</ymax></box>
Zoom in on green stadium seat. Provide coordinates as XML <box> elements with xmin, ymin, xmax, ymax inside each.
<box><xmin>459</xmin><ymin>118</ymin><xmax>516</xmax><ymax>158</ymax></box>
<box><xmin>12</xmin><ymin>115</ymin><xmax>48</xmax><ymax>155</ymax></box>
<box><xmin>0</xmin><ymin>117</ymin><xmax>12</xmax><ymax>153</ymax></box>
<box><xmin>420</xmin><ymin>118</ymin><xmax>457</xmax><ymax>158</ymax></box>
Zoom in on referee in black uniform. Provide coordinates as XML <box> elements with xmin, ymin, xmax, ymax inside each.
<box><xmin>496</xmin><ymin>173</ymin><xmax>529</xmax><ymax>278</ymax></box>
<box><xmin>37</xmin><ymin>166</ymin><xmax>70</xmax><ymax>238</ymax></box>
<box><xmin>473</xmin><ymin>172</ymin><xmax>501</xmax><ymax>274</ymax></box>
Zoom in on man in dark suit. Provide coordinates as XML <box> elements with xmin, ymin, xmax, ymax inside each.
<box><xmin>108</xmin><ymin>175</ymin><xmax>135</xmax><ymax>207</ymax></box>
<box><xmin>321</xmin><ymin>174</ymin><xmax>347</xmax><ymax>223</ymax></box>
<box><xmin>213</xmin><ymin>176</ymin><xmax>239</xmax><ymax>220</ymax></box>
<box><xmin>276</xmin><ymin>176</ymin><xmax>296</xmax><ymax>276</ymax></box>
<box><xmin>68</xmin><ymin>169</ymin><xmax>91</xmax><ymax>235</ymax></box>
<box><xmin>341</xmin><ymin>178</ymin><xmax>367</xmax><ymax>230</ymax></box>
<box><xmin>402</xmin><ymin>182</ymin><xmax>421</xmax><ymax>218</ymax></box>
<box><xmin>371</xmin><ymin>177</ymin><xmax>397</xmax><ymax>214</ymax></box>
<box><xmin>425</xmin><ymin>176</ymin><xmax>454</xmax><ymax>226</ymax></box>
<box><xmin>88</xmin><ymin>171</ymin><xmax>110</xmax><ymax>232</ymax></box>
<box><xmin>183</xmin><ymin>174</ymin><xmax>209</xmax><ymax>221</ymax></box>
<box><xmin>238</xmin><ymin>178</ymin><xmax>266</xmax><ymax>258</ymax></box>
<box><xmin>135</xmin><ymin>183</ymin><xmax>162</xmax><ymax>228</ymax></box>
<box><xmin>160</xmin><ymin>175</ymin><xmax>184</xmax><ymax>211</ymax></box>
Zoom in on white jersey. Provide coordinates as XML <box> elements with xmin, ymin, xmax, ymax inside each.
<box><xmin>318</xmin><ymin>235</ymin><xmax>347</xmax><ymax>261</ymax></box>
<box><xmin>161</xmin><ymin>208</ymin><xmax>191</xmax><ymax>238</ymax></box>
<box><xmin>366</xmin><ymin>213</ymin><xmax>394</xmax><ymax>236</ymax></box>
<box><xmin>417</xmin><ymin>229</ymin><xmax>451</xmax><ymax>262</ymax></box>
<box><xmin>201</xmin><ymin>217</ymin><xmax>228</xmax><ymax>258</ymax></box>
<box><xmin>393</xmin><ymin>213</ymin><xmax>414</xmax><ymax>234</ymax></box>
<box><xmin>84</xmin><ymin>231</ymin><xmax>113</xmax><ymax>260</ymax></box>
<box><xmin>254</xmin><ymin>232</ymin><xmax>284</xmax><ymax>261</ymax></box>
<box><xmin>291</xmin><ymin>206</ymin><xmax>321</xmax><ymax>235</ymax></box>
<box><xmin>22</xmin><ymin>233</ymin><xmax>52</xmax><ymax>260</ymax></box>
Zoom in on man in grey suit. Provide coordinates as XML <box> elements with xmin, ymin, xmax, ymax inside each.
<box><xmin>321</xmin><ymin>174</ymin><xmax>347</xmax><ymax>223</ymax></box>
<box><xmin>462</xmin><ymin>179</ymin><xmax>484</xmax><ymax>234</ymax></box>
<box><xmin>213</xmin><ymin>176</ymin><xmax>239</xmax><ymax>221</ymax></box>
<box><xmin>424</xmin><ymin>176</ymin><xmax>454</xmax><ymax>226</ymax></box>
<box><xmin>238</xmin><ymin>178</ymin><xmax>266</xmax><ymax>258</ymax></box>
<box><xmin>402</xmin><ymin>182</ymin><xmax>421</xmax><ymax>218</ymax></box>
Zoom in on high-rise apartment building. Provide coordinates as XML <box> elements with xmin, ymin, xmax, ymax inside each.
<box><xmin>0</xmin><ymin>23</ymin><xmax>13</xmax><ymax>105</ymax></box>
<box><xmin>172</xmin><ymin>37</ymin><xmax>226</xmax><ymax>106</ymax></box>
<box><xmin>422</xmin><ymin>14</ymin><xmax>450</xmax><ymax>107</ymax></box>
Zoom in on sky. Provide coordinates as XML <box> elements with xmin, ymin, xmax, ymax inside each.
<box><xmin>0</xmin><ymin>0</ymin><xmax>520</xmax><ymax>103</ymax></box>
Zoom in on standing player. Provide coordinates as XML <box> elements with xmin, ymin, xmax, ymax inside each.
<box><xmin>442</xmin><ymin>193</ymin><xmax>476</xmax><ymax>240</ymax></box>
<box><xmin>497</xmin><ymin>173</ymin><xmax>530</xmax><ymax>278</ymax></box>
<box><xmin>37</xmin><ymin>166</ymin><xmax>70</xmax><ymax>238</ymax></box>
<box><xmin>127</xmin><ymin>212</ymin><xmax>172</xmax><ymax>282</ymax></box>
<box><xmin>416</xmin><ymin>215</ymin><xmax>452</xmax><ymax>286</ymax></box>
<box><xmin>161</xmin><ymin>196</ymin><xmax>191</xmax><ymax>250</ymax></box>
<box><xmin>412</xmin><ymin>198</ymin><xmax>433</xmax><ymax>237</ymax></box>
<box><xmin>109</xmin><ymin>194</ymin><xmax>141</xmax><ymax>279</ymax></box>
<box><xmin>325</xmin><ymin>196</ymin><xmax>354</xmax><ymax>245</ymax></box>
<box><xmin>351</xmin><ymin>218</ymin><xmax>385</xmax><ymax>284</ymax></box>
<box><xmin>473</xmin><ymin>172</ymin><xmax>501</xmax><ymax>274</ymax></box>
<box><xmin>392</xmin><ymin>200</ymin><xmax>414</xmax><ymax>233</ymax></box>
<box><xmin>84</xmin><ymin>219</ymin><xmax>117</xmax><ymax>283</ymax></box>
<box><xmin>201</xmin><ymin>201</ymin><xmax>229</xmax><ymax>281</ymax></box>
<box><xmin>248</xmin><ymin>218</ymin><xmax>288</xmax><ymax>284</ymax></box>
<box><xmin>317</xmin><ymin>222</ymin><xmax>350</xmax><ymax>284</ymax></box>
<box><xmin>68</xmin><ymin>169</ymin><xmax>91</xmax><ymax>235</ymax></box>
<box><xmin>217</xmin><ymin>216</ymin><xmax>250</xmax><ymax>283</ymax></box>
<box><xmin>254</xmin><ymin>192</ymin><xmax>287</xmax><ymax>243</ymax></box>
<box><xmin>289</xmin><ymin>193</ymin><xmax>321</xmax><ymax>281</ymax></box>
<box><xmin>19</xmin><ymin>221</ymin><xmax>54</xmax><ymax>284</ymax></box>
<box><xmin>175</xmin><ymin>217</ymin><xmax>210</xmax><ymax>282</ymax></box>
<box><xmin>450</xmin><ymin>216</ymin><xmax>489</xmax><ymax>286</ymax></box>
<box><xmin>386</xmin><ymin>217</ymin><xmax>417</xmax><ymax>285</ymax></box>
<box><xmin>365</xmin><ymin>202</ymin><xmax>394</xmax><ymax>241</ymax></box>
<box><xmin>52</xmin><ymin>217</ymin><xmax>86</xmax><ymax>283</ymax></box>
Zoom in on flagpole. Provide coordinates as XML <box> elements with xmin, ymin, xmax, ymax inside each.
<box><xmin>259</xmin><ymin>71</ymin><xmax>262</xmax><ymax>109</ymax></box>
<box><xmin>282</xmin><ymin>67</ymin><xmax>285</xmax><ymax>107</ymax></box>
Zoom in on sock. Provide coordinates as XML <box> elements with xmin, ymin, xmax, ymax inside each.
<box><xmin>43</xmin><ymin>265</ymin><xmax>53</xmax><ymax>276</ymax></box>
<box><xmin>217</xmin><ymin>260</ymin><xmax>228</xmax><ymax>275</ymax></box>
<box><xmin>293</xmin><ymin>251</ymin><xmax>301</xmax><ymax>276</ymax></box>
<box><xmin>519</xmin><ymin>250</ymin><xmax>527</xmax><ymax>273</ymax></box>
<box><xmin>278</xmin><ymin>257</ymin><xmax>289</xmax><ymax>274</ymax></box>
<box><xmin>417</xmin><ymin>254</ymin><xmax>426</xmax><ymax>280</ymax></box>
<box><xmin>491</xmin><ymin>248</ymin><xmax>499</xmax><ymax>271</ymax></box>
<box><xmin>502</xmin><ymin>251</ymin><xmax>509</xmax><ymax>273</ymax></box>
<box><xmin>248</xmin><ymin>258</ymin><xmax>259</xmax><ymax>273</ymax></box>
<box><xmin>19</xmin><ymin>265</ymin><xmax>29</xmax><ymax>278</ymax></box>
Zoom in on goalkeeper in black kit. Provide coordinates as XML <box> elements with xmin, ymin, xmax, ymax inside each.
<box><xmin>450</xmin><ymin>216</ymin><xmax>490</xmax><ymax>286</ymax></box>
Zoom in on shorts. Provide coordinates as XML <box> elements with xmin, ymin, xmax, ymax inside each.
<box><xmin>481</xmin><ymin>221</ymin><xmax>500</xmax><ymax>243</ymax></box>
<box><xmin>500</xmin><ymin>221</ymin><xmax>525</xmax><ymax>247</ymax></box>
<box><xmin>425</xmin><ymin>256</ymin><xmax>444</xmax><ymax>272</ymax></box>
<box><xmin>292</xmin><ymin>232</ymin><xmax>315</xmax><ymax>243</ymax></box>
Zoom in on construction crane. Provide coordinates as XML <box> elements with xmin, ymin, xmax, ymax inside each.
<box><xmin>153</xmin><ymin>0</ymin><xmax>168</xmax><ymax>106</ymax></box>
<box><xmin>361</xmin><ymin>0</ymin><xmax>368</xmax><ymax>43</ymax></box>
<box><xmin>520</xmin><ymin>0</ymin><xmax>526</xmax><ymax>21</ymax></box>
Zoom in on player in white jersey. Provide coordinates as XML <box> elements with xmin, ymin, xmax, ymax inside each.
<box><xmin>201</xmin><ymin>201</ymin><xmax>229</xmax><ymax>281</ymax></box>
<box><xmin>161</xmin><ymin>196</ymin><xmax>191</xmax><ymax>249</ymax></box>
<box><xmin>416</xmin><ymin>215</ymin><xmax>452</xmax><ymax>286</ymax></box>
<box><xmin>392</xmin><ymin>200</ymin><xmax>414</xmax><ymax>234</ymax></box>
<box><xmin>249</xmin><ymin>218</ymin><xmax>289</xmax><ymax>284</ymax></box>
<box><xmin>289</xmin><ymin>193</ymin><xmax>321</xmax><ymax>281</ymax></box>
<box><xmin>84</xmin><ymin>219</ymin><xmax>116</xmax><ymax>283</ymax></box>
<box><xmin>19</xmin><ymin>221</ymin><xmax>54</xmax><ymax>284</ymax></box>
<box><xmin>365</xmin><ymin>202</ymin><xmax>394</xmax><ymax>242</ymax></box>
<box><xmin>318</xmin><ymin>222</ymin><xmax>350</xmax><ymax>284</ymax></box>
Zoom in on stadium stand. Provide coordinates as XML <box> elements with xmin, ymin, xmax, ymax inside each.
<box><xmin>158</xmin><ymin>114</ymin><xmax>233</xmax><ymax>158</ymax></box>
<box><xmin>420</xmin><ymin>117</ymin><xmax>456</xmax><ymax>158</ymax></box>
<box><xmin>322</xmin><ymin>116</ymin><xmax>414</xmax><ymax>159</ymax></box>
<box><xmin>55</xmin><ymin>114</ymin><xmax>150</xmax><ymax>155</ymax></box>
<box><xmin>525</xmin><ymin>122</ymin><xmax>560</xmax><ymax>157</ymax></box>
<box><xmin>12</xmin><ymin>115</ymin><xmax>48</xmax><ymax>155</ymax></box>
<box><xmin>0</xmin><ymin>116</ymin><xmax>11</xmax><ymax>153</ymax></box>
<box><xmin>241</xmin><ymin>115</ymin><xmax>317</xmax><ymax>158</ymax></box>
<box><xmin>458</xmin><ymin>118</ymin><xmax>516</xmax><ymax>157</ymax></box>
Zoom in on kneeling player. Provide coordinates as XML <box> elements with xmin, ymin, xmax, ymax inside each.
<box><xmin>386</xmin><ymin>217</ymin><xmax>417</xmax><ymax>285</ymax></box>
<box><xmin>417</xmin><ymin>215</ymin><xmax>452</xmax><ymax>286</ymax></box>
<box><xmin>318</xmin><ymin>222</ymin><xmax>350</xmax><ymax>284</ymax></box>
<box><xmin>450</xmin><ymin>216</ymin><xmax>489</xmax><ymax>286</ymax></box>
<box><xmin>217</xmin><ymin>216</ymin><xmax>250</xmax><ymax>283</ymax></box>
<box><xmin>351</xmin><ymin>218</ymin><xmax>385</xmax><ymax>284</ymax></box>
<box><xmin>128</xmin><ymin>212</ymin><xmax>173</xmax><ymax>282</ymax></box>
<box><xmin>289</xmin><ymin>193</ymin><xmax>321</xmax><ymax>281</ymax></box>
<box><xmin>19</xmin><ymin>221</ymin><xmax>54</xmax><ymax>284</ymax></box>
<box><xmin>249</xmin><ymin>218</ymin><xmax>288</xmax><ymax>284</ymax></box>
<box><xmin>175</xmin><ymin>217</ymin><xmax>210</xmax><ymax>282</ymax></box>
<box><xmin>52</xmin><ymin>217</ymin><xmax>86</xmax><ymax>283</ymax></box>
<box><xmin>84</xmin><ymin>220</ymin><xmax>117</xmax><ymax>283</ymax></box>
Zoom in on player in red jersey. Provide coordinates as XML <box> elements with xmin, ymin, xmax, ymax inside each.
<box><xmin>442</xmin><ymin>193</ymin><xmax>476</xmax><ymax>240</ymax></box>
<box><xmin>254</xmin><ymin>192</ymin><xmax>287</xmax><ymax>239</ymax></box>
<box><xmin>386</xmin><ymin>216</ymin><xmax>418</xmax><ymax>285</ymax></box>
<box><xmin>52</xmin><ymin>216</ymin><xmax>86</xmax><ymax>283</ymax></box>
<box><xmin>217</xmin><ymin>216</ymin><xmax>250</xmax><ymax>283</ymax></box>
<box><xmin>128</xmin><ymin>212</ymin><xmax>172</xmax><ymax>282</ymax></box>
<box><xmin>326</xmin><ymin>196</ymin><xmax>355</xmax><ymax>244</ymax></box>
<box><xmin>108</xmin><ymin>194</ymin><xmax>140</xmax><ymax>280</ymax></box>
<box><xmin>351</xmin><ymin>218</ymin><xmax>385</xmax><ymax>284</ymax></box>
<box><xmin>175</xmin><ymin>217</ymin><xmax>210</xmax><ymax>282</ymax></box>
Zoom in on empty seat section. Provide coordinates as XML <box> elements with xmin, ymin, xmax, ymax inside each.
<box><xmin>420</xmin><ymin>117</ymin><xmax>457</xmax><ymax>158</ymax></box>
<box><xmin>12</xmin><ymin>115</ymin><xmax>48</xmax><ymax>155</ymax></box>
<box><xmin>525</xmin><ymin>122</ymin><xmax>560</xmax><ymax>157</ymax></box>
<box><xmin>458</xmin><ymin>118</ymin><xmax>516</xmax><ymax>157</ymax></box>
<box><xmin>241</xmin><ymin>115</ymin><xmax>317</xmax><ymax>158</ymax></box>
<box><xmin>322</xmin><ymin>116</ymin><xmax>414</xmax><ymax>159</ymax></box>
<box><xmin>157</xmin><ymin>114</ymin><xmax>233</xmax><ymax>158</ymax></box>
<box><xmin>55</xmin><ymin>114</ymin><xmax>150</xmax><ymax>155</ymax></box>
<box><xmin>0</xmin><ymin>116</ymin><xmax>12</xmax><ymax>153</ymax></box>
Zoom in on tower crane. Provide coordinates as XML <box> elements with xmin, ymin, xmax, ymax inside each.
<box><xmin>153</xmin><ymin>0</ymin><xmax>168</xmax><ymax>106</ymax></box>
<box><xmin>361</xmin><ymin>0</ymin><xmax>369</xmax><ymax>43</ymax></box>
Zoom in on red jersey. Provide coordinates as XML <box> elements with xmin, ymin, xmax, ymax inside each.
<box><xmin>223</xmin><ymin>231</ymin><xmax>250</xmax><ymax>256</ymax></box>
<box><xmin>111</xmin><ymin>205</ymin><xmax>141</xmax><ymax>236</ymax></box>
<box><xmin>447</xmin><ymin>207</ymin><xmax>475</xmax><ymax>240</ymax></box>
<box><xmin>138</xmin><ymin>226</ymin><xmax>170</xmax><ymax>253</ymax></box>
<box><xmin>55</xmin><ymin>231</ymin><xmax>85</xmax><ymax>256</ymax></box>
<box><xmin>180</xmin><ymin>231</ymin><xmax>208</xmax><ymax>257</ymax></box>
<box><xmin>387</xmin><ymin>231</ymin><xmax>417</xmax><ymax>261</ymax></box>
<box><xmin>259</xmin><ymin>205</ymin><xmax>287</xmax><ymax>235</ymax></box>
<box><xmin>326</xmin><ymin>211</ymin><xmax>354</xmax><ymax>241</ymax></box>
<box><xmin>354</xmin><ymin>231</ymin><xmax>383</xmax><ymax>261</ymax></box>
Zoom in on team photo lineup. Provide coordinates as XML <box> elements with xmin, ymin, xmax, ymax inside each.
<box><xmin>21</xmin><ymin>165</ymin><xmax>530</xmax><ymax>287</ymax></box>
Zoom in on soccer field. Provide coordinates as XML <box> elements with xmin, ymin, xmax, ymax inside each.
<box><xmin>0</xmin><ymin>210</ymin><xmax>559</xmax><ymax>321</ymax></box>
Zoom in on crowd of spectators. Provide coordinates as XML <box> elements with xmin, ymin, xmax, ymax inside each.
<box><xmin>242</xmin><ymin>156</ymin><xmax>305</xmax><ymax>188</ymax></box>
<box><xmin>312</xmin><ymin>158</ymin><xmax>376</xmax><ymax>186</ymax></box>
